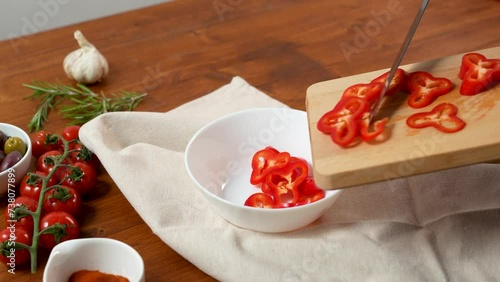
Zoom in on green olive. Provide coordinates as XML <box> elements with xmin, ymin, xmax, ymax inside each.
<box><xmin>4</xmin><ymin>136</ymin><xmax>27</xmax><ymax>156</ymax></box>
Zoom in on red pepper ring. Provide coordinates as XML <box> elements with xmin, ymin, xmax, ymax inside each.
<box><xmin>317</xmin><ymin>96</ymin><xmax>368</xmax><ymax>134</ymax></box>
<box><xmin>331</xmin><ymin>96</ymin><xmax>370</xmax><ymax>118</ymax></box>
<box><xmin>459</xmin><ymin>53</ymin><xmax>500</xmax><ymax>81</ymax></box>
<box><xmin>250</xmin><ymin>147</ymin><xmax>291</xmax><ymax>185</ymax></box>
<box><xmin>244</xmin><ymin>193</ymin><xmax>275</xmax><ymax>208</ymax></box>
<box><xmin>406</xmin><ymin>103</ymin><xmax>466</xmax><ymax>133</ymax></box>
<box><xmin>406</xmin><ymin>71</ymin><xmax>454</xmax><ymax>109</ymax></box>
<box><xmin>358</xmin><ymin>112</ymin><xmax>389</xmax><ymax>142</ymax></box>
<box><xmin>370</xmin><ymin>68</ymin><xmax>408</xmax><ymax>96</ymax></box>
<box><xmin>317</xmin><ymin>97</ymin><xmax>369</xmax><ymax>147</ymax></box>
<box><xmin>266</xmin><ymin>157</ymin><xmax>309</xmax><ymax>207</ymax></box>
<box><xmin>458</xmin><ymin>53</ymin><xmax>500</xmax><ymax>96</ymax></box>
<box><xmin>340</xmin><ymin>82</ymin><xmax>384</xmax><ymax>109</ymax></box>
<box><xmin>329</xmin><ymin>114</ymin><xmax>360</xmax><ymax>147</ymax></box>
<box><xmin>296</xmin><ymin>177</ymin><xmax>325</xmax><ymax>206</ymax></box>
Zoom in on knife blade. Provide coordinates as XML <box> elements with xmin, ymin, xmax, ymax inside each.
<box><xmin>369</xmin><ymin>0</ymin><xmax>429</xmax><ymax>122</ymax></box>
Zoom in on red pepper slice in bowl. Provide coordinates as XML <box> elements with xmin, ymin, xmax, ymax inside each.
<box><xmin>406</xmin><ymin>71</ymin><xmax>453</xmax><ymax>109</ymax></box>
<box><xmin>406</xmin><ymin>103</ymin><xmax>466</xmax><ymax>133</ymax></box>
<box><xmin>458</xmin><ymin>53</ymin><xmax>500</xmax><ymax>96</ymax></box>
<box><xmin>244</xmin><ymin>193</ymin><xmax>275</xmax><ymax>208</ymax></box>
<box><xmin>250</xmin><ymin>147</ymin><xmax>290</xmax><ymax>185</ymax></box>
<box><xmin>296</xmin><ymin>177</ymin><xmax>325</xmax><ymax>206</ymax></box>
<box><xmin>266</xmin><ymin>157</ymin><xmax>309</xmax><ymax>207</ymax></box>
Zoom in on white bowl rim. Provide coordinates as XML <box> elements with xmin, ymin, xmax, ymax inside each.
<box><xmin>43</xmin><ymin>237</ymin><xmax>145</xmax><ymax>281</ymax></box>
<box><xmin>184</xmin><ymin>107</ymin><xmax>340</xmax><ymax>213</ymax></box>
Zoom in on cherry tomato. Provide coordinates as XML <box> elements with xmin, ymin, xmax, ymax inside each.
<box><xmin>19</xmin><ymin>171</ymin><xmax>58</xmax><ymax>200</ymax></box>
<box><xmin>39</xmin><ymin>211</ymin><xmax>79</xmax><ymax>250</ymax></box>
<box><xmin>61</xmin><ymin>125</ymin><xmax>81</xmax><ymax>142</ymax></box>
<box><xmin>3</xmin><ymin>196</ymin><xmax>38</xmax><ymax>234</ymax></box>
<box><xmin>31</xmin><ymin>131</ymin><xmax>61</xmax><ymax>158</ymax></box>
<box><xmin>43</xmin><ymin>186</ymin><xmax>82</xmax><ymax>216</ymax></box>
<box><xmin>71</xmin><ymin>143</ymin><xmax>100</xmax><ymax>172</ymax></box>
<box><xmin>59</xmin><ymin>125</ymin><xmax>81</xmax><ymax>151</ymax></box>
<box><xmin>60</xmin><ymin>162</ymin><xmax>97</xmax><ymax>196</ymax></box>
<box><xmin>37</xmin><ymin>150</ymin><xmax>67</xmax><ymax>175</ymax></box>
<box><xmin>0</xmin><ymin>227</ymin><xmax>32</xmax><ymax>266</ymax></box>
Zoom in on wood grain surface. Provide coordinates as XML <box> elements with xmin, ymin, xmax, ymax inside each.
<box><xmin>307</xmin><ymin>46</ymin><xmax>500</xmax><ymax>189</ymax></box>
<box><xmin>1</xmin><ymin>0</ymin><xmax>499</xmax><ymax>281</ymax></box>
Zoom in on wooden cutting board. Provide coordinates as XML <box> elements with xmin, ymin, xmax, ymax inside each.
<box><xmin>306</xmin><ymin>46</ymin><xmax>500</xmax><ymax>190</ymax></box>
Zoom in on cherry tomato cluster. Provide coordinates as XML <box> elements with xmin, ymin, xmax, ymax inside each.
<box><xmin>0</xmin><ymin>125</ymin><xmax>100</xmax><ymax>267</ymax></box>
<box><xmin>245</xmin><ymin>147</ymin><xmax>325</xmax><ymax>209</ymax></box>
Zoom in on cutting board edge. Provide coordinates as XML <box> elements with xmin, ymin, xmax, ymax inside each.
<box><xmin>313</xmin><ymin>142</ymin><xmax>500</xmax><ymax>190</ymax></box>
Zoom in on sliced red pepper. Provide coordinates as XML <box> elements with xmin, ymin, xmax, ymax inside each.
<box><xmin>329</xmin><ymin>114</ymin><xmax>360</xmax><ymax>147</ymax></box>
<box><xmin>244</xmin><ymin>193</ymin><xmax>275</xmax><ymax>208</ymax></box>
<box><xmin>458</xmin><ymin>53</ymin><xmax>500</xmax><ymax>96</ymax></box>
<box><xmin>406</xmin><ymin>71</ymin><xmax>453</xmax><ymax>109</ymax></box>
<box><xmin>340</xmin><ymin>82</ymin><xmax>384</xmax><ymax>108</ymax></box>
<box><xmin>317</xmin><ymin>96</ymin><xmax>368</xmax><ymax>147</ymax></box>
<box><xmin>296</xmin><ymin>177</ymin><xmax>325</xmax><ymax>206</ymax></box>
<box><xmin>260</xmin><ymin>179</ymin><xmax>273</xmax><ymax>196</ymax></box>
<box><xmin>250</xmin><ymin>147</ymin><xmax>290</xmax><ymax>185</ymax></box>
<box><xmin>358</xmin><ymin>112</ymin><xmax>389</xmax><ymax>142</ymax></box>
<box><xmin>331</xmin><ymin>96</ymin><xmax>370</xmax><ymax>118</ymax></box>
<box><xmin>370</xmin><ymin>68</ymin><xmax>408</xmax><ymax>96</ymax></box>
<box><xmin>266</xmin><ymin>157</ymin><xmax>308</xmax><ymax>206</ymax></box>
<box><xmin>406</xmin><ymin>103</ymin><xmax>466</xmax><ymax>133</ymax></box>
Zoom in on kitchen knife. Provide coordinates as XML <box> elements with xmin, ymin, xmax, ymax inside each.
<box><xmin>369</xmin><ymin>0</ymin><xmax>430</xmax><ymax>122</ymax></box>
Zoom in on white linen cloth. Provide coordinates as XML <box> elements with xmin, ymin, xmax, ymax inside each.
<box><xmin>79</xmin><ymin>76</ymin><xmax>500</xmax><ymax>282</ymax></box>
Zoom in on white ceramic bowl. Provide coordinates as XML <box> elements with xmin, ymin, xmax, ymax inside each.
<box><xmin>0</xmin><ymin>122</ymin><xmax>32</xmax><ymax>196</ymax></box>
<box><xmin>43</xmin><ymin>238</ymin><xmax>145</xmax><ymax>282</ymax></box>
<box><xmin>185</xmin><ymin>107</ymin><xmax>342</xmax><ymax>233</ymax></box>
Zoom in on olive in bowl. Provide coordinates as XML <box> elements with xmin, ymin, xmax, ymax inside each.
<box><xmin>0</xmin><ymin>123</ymin><xmax>32</xmax><ymax>196</ymax></box>
<box><xmin>184</xmin><ymin>107</ymin><xmax>342</xmax><ymax>233</ymax></box>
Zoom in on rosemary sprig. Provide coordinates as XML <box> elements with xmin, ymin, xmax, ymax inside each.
<box><xmin>23</xmin><ymin>81</ymin><xmax>146</xmax><ymax>132</ymax></box>
<box><xmin>59</xmin><ymin>91</ymin><xmax>147</xmax><ymax>125</ymax></box>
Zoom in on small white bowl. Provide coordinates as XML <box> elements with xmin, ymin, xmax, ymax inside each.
<box><xmin>0</xmin><ymin>122</ymin><xmax>32</xmax><ymax>196</ymax></box>
<box><xmin>185</xmin><ymin>107</ymin><xmax>342</xmax><ymax>233</ymax></box>
<box><xmin>43</xmin><ymin>238</ymin><xmax>145</xmax><ymax>282</ymax></box>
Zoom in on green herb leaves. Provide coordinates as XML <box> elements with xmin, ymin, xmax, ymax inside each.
<box><xmin>23</xmin><ymin>82</ymin><xmax>146</xmax><ymax>132</ymax></box>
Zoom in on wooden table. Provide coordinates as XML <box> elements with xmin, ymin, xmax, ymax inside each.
<box><xmin>1</xmin><ymin>0</ymin><xmax>499</xmax><ymax>280</ymax></box>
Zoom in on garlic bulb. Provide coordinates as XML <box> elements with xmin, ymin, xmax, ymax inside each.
<box><xmin>63</xmin><ymin>30</ymin><xmax>109</xmax><ymax>84</ymax></box>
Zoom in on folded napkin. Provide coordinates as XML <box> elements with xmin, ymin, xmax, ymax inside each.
<box><xmin>79</xmin><ymin>77</ymin><xmax>500</xmax><ymax>282</ymax></box>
